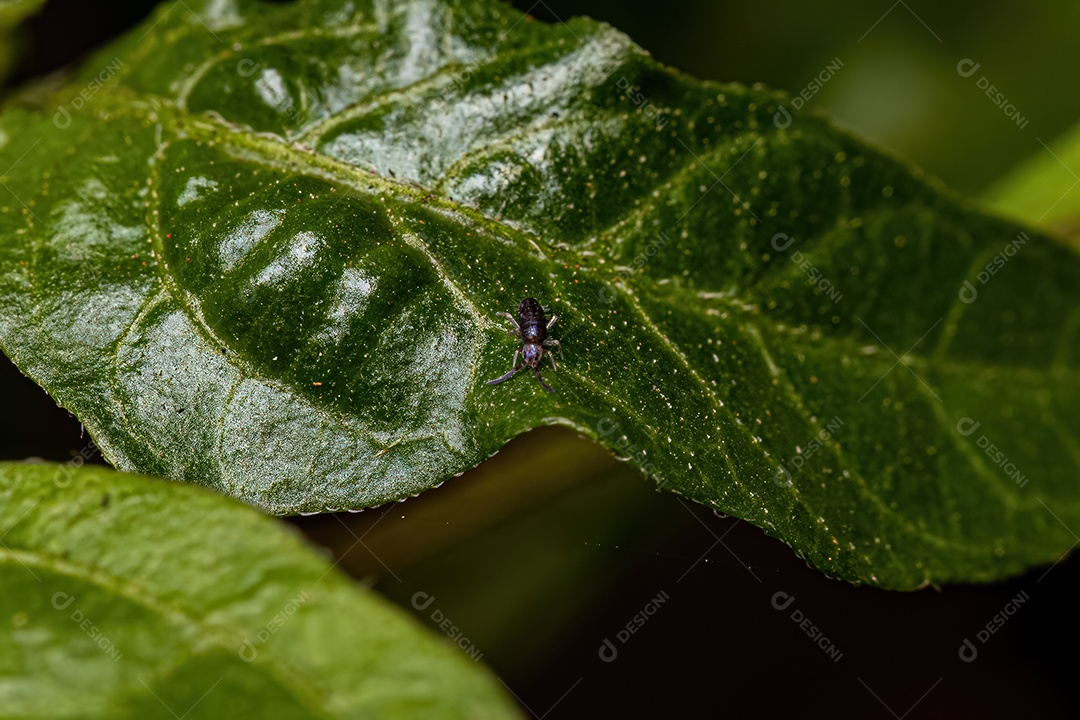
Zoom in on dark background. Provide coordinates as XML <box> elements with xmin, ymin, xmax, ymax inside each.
<box><xmin>3</xmin><ymin>1</ymin><xmax>1079</xmax><ymax>717</ymax></box>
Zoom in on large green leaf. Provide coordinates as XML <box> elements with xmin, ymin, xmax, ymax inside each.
<box><xmin>0</xmin><ymin>462</ymin><xmax>518</xmax><ymax>718</ymax></box>
<box><xmin>0</xmin><ymin>0</ymin><xmax>1077</xmax><ymax>589</ymax></box>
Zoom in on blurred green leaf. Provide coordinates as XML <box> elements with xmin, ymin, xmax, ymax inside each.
<box><xmin>0</xmin><ymin>0</ymin><xmax>40</xmax><ymax>32</ymax></box>
<box><xmin>0</xmin><ymin>0</ymin><xmax>43</xmax><ymax>86</ymax></box>
<box><xmin>0</xmin><ymin>0</ymin><xmax>1077</xmax><ymax>589</ymax></box>
<box><xmin>984</xmin><ymin>122</ymin><xmax>1080</xmax><ymax>242</ymax></box>
<box><xmin>0</xmin><ymin>462</ymin><xmax>519</xmax><ymax>719</ymax></box>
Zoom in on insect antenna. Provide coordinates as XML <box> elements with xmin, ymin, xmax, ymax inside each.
<box><xmin>532</xmin><ymin>367</ymin><xmax>554</xmax><ymax>392</ymax></box>
<box><xmin>486</xmin><ymin>364</ymin><xmax>525</xmax><ymax>386</ymax></box>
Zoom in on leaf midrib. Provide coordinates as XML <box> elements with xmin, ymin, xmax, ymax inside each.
<box><xmin>69</xmin><ymin>54</ymin><xmax>1071</xmax><ymax>561</ymax></box>
<box><xmin>166</xmin><ymin>108</ymin><xmax>1050</xmax><ymax>554</ymax></box>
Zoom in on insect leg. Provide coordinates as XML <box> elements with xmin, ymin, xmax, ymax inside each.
<box><xmin>498</xmin><ymin>311</ymin><xmax>522</xmax><ymax>339</ymax></box>
<box><xmin>544</xmin><ymin>338</ymin><xmax>563</xmax><ymax>358</ymax></box>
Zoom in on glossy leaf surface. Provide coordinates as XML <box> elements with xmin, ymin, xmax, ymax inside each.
<box><xmin>0</xmin><ymin>0</ymin><xmax>1078</xmax><ymax>588</ymax></box>
<box><xmin>0</xmin><ymin>462</ymin><xmax>518</xmax><ymax>718</ymax></box>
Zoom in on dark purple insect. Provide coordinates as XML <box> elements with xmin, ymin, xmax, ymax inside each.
<box><xmin>486</xmin><ymin>298</ymin><xmax>563</xmax><ymax>392</ymax></box>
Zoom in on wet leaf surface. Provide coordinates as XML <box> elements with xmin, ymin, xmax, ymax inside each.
<box><xmin>0</xmin><ymin>0</ymin><xmax>1077</xmax><ymax>588</ymax></box>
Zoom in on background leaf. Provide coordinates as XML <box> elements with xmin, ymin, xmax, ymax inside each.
<box><xmin>0</xmin><ymin>461</ymin><xmax>518</xmax><ymax>718</ymax></box>
<box><xmin>984</xmin><ymin>121</ymin><xmax>1080</xmax><ymax>243</ymax></box>
<box><xmin>0</xmin><ymin>0</ymin><xmax>1077</xmax><ymax>589</ymax></box>
<box><xmin>0</xmin><ymin>0</ymin><xmax>43</xmax><ymax>86</ymax></box>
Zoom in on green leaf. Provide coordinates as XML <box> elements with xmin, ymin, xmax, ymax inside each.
<box><xmin>0</xmin><ymin>0</ymin><xmax>44</xmax><ymax>87</ymax></box>
<box><xmin>0</xmin><ymin>0</ymin><xmax>40</xmax><ymax>37</ymax></box>
<box><xmin>984</xmin><ymin>121</ymin><xmax>1080</xmax><ymax>242</ymax></box>
<box><xmin>0</xmin><ymin>0</ymin><xmax>1077</xmax><ymax>589</ymax></box>
<box><xmin>0</xmin><ymin>462</ymin><xmax>518</xmax><ymax>718</ymax></box>
<box><xmin>0</xmin><ymin>0</ymin><xmax>41</xmax><ymax>22</ymax></box>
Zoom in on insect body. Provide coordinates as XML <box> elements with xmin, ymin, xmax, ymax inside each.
<box><xmin>486</xmin><ymin>298</ymin><xmax>562</xmax><ymax>392</ymax></box>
